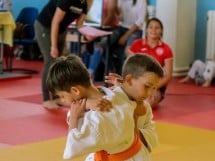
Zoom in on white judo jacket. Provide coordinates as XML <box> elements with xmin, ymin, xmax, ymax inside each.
<box><xmin>63</xmin><ymin>87</ymin><xmax>158</xmax><ymax>161</ymax></box>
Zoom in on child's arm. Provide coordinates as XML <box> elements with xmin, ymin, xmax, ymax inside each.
<box><xmin>67</xmin><ymin>98</ymin><xmax>112</xmax><ymax>126</ymax></box>
<box><xmin>134</xmin><ymin>101</ymin><xmax>148</xmax><ymax>147</ymax></box>
<box><xmin>136</xmin><ymin>102</ymin><xmax>158</xmax><ymax>152</ymax></box>
<box><xmin>68</xmin><ymin>99</ymin><xmax>86</xmax><ymax>130</ymax></box>
<box><xmin>105</xmin><ymin>72</ymin><xmax>123</xmax><ymax>88</ymax></box>
<box><xmin>134</xmin><ymin>101</ymin><xmax>147</xmax><ymax>132</ymax></box>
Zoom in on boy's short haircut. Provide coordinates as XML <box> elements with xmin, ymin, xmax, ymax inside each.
<box><xmin>122</xmin><ymin>54</ymin><xmax>164</xmax><ymax>78</ymax></box>
<box><xmin>46</xmin><ymin>55</ymin><xmax>91</xmax><ymax>95</ymax></box>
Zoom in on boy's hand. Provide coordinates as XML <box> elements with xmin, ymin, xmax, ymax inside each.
<box><xmin>50</xmin><ymin>46</ymin><xmax>59</xmax><ymax>58</ymax></box>
<box><xmin>134</xmin><ymin>101</ymin><xmax>146</xmax><ymax>133</ymax></box>
<box><xmin>70</xmin><ymin>98</ymin><xmax>86</xmax><ymax>118</ymax></box>
<box><xmin>105</xmin><ymin>72</ymin><xmax>123</xmax><ymax>87</ymax></box>
<box><xmin>134</xmin><ymin>101</ymin><xmax>147</xmax><ymax>117</ymax></box>
<box><xmin>68</xmin><ymin>98</ymin><xmax>86</xmax><ymax>129</ymax></box>
<box><xmin>86</xmin><ymin>98</ymin><xmax>112</xmax><ymax>112</ymax></box>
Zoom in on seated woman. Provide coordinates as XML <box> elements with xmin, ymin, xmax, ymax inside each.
<box><xmin>179</xmin><ymin>59</ymin><xmax>215</xmax><ymax>87</ymax></box>
<box><xmin>106</xmin><ymin>17</ymin><xmax>174</xmax><ymax>109</ymax></box>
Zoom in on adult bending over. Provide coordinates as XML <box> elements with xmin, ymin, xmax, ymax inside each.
<box><xmin>34</xmin><ymin>0</ymin><xmax>91</xmax><ymax>109</ymax></box>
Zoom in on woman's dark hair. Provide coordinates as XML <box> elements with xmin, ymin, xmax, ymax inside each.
<box><xmin>146</xmin><ymin>17</ymin><xmax>163</xmax><ymax>30</ymax></box>
<box><xmin>133</xmin><ymin>0</ymin><xmax>137</xmax><ymax>5</ymax></box>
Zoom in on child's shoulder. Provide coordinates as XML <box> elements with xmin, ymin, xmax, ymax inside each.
<box><xmin>97</xmin><ymin>86</ymin><xmax>114</xmax><ymax>97</ymax></box>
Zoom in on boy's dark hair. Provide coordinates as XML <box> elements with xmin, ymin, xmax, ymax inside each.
<box><xmin>122</xmin><ymin>54</ymin><xmax>164</xmax><ymax>79</ymax></box>
<box><xmin>46</xmin><ymin>55</ymin><xmax>91</xmax><ymax>95</ymax></box>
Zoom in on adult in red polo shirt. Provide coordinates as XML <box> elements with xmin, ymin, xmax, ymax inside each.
<box><xmin>129</xmin><ymin>39</ymin><xmax>172</xmax><ymax>66</ymax></box>
<box><xmin>128</xmin><ymin>17</ymin><xmax>173</xmax><ymax>108</ymax></box>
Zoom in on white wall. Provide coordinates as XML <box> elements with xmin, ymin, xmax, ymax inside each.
<box><xmin>156</xmin><ymin>0</ymin><xmax>197</xmax><ymax>75</ymax></box>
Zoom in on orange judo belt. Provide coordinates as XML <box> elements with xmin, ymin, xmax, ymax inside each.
<box><xmin>94</xmin><ymin>134</ymin><xmax>142</xmax><ymax>161</ymax></box>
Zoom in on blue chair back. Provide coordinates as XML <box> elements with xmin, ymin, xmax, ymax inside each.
<box><xmin>16</xmin><ymin>7</ymin><xmax>39</xmax><ymax>39</ymax></box>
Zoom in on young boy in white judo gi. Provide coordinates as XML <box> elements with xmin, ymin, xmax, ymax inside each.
<box><xmin>46</xmin><ymin>54</ymin><xmax>163</xmax><ymax>161</ymax></box>
<box><xmin>87</xmin><ymin>54</ymin><xmax>163</xmax><ymax>161</ymax></box>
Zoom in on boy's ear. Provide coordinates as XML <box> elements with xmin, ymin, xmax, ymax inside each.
<box><xmin>71</xmin><ymin>86</ymin><xmax>81</xmax><ymax>95</ymax></box>
<box><xmin>124</xmin><ymin>74</ymin><xmax>133</xmax><ymax>85</ymax></box>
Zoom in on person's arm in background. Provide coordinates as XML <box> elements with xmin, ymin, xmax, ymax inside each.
<box><xmin>76</xmin><ymin>0</ymin><xmax>92</xmax><ymax>28</ymax></box>
<box><xmin>147</xmin><ymin>46</ymin><xmax>173</xmax><ymax>107</ymax></box>
<box><xmin>50</xmin><ymin>7</ymin><xmax>65</xmax><ymax>58</ymax></box>
<box><xmin>102</xmin><ymin>0</ymin><xmax>117</xmax><ymax>26</ymax></box>
<box><xmin>158</xmin><ymin>58</ymin><xmax>173</xmax><ymax>88</ymax></box>
<box><xmin>118</xmin><ymin>0</ymin><xmax>147</xmax><ymax>46</ymax></box>
<box><xmin>118</xmin><ymin>24</ymin><xmax>139</xmax><ymax>46</ymax></box>
<box><xmin>158</xmin><ymin>44</ymin><xmax>174</xmax><ymax>88</ymax></box>
<box><xmin>76</xmin><ymin>13</ymin><xmax>87</xmax><ymax>28</ymax></box>
<box><xmin>51</xmin><ymin>0</ymin><xmax>88</xmax><ymax>58</ymax></box>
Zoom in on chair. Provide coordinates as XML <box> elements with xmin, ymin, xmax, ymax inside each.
<box><xmin>14</xmin><ymin>7</ymin><xmax>40</xmax><ymax>60</ymax></box>
<box><xmin>8</xmin><ymin>7</ymin><xmax>40</xmax><ymax>74</ymax></box>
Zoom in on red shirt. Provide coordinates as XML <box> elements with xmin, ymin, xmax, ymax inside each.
<box><xmin>129</xmin><ymin>39</ymin><xmax>173</xmax><ymax>66</ymax></box>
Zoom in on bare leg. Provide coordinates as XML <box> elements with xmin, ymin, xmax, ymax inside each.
<box><xmin>202</xmin><ymin>79</ymin><xmax>211</xmax><ymax>87</ymax></box>
<box><xmin>179</xmin><ymin>76</ymin><xmax>191</xmax><ymax>83</ymax></box>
